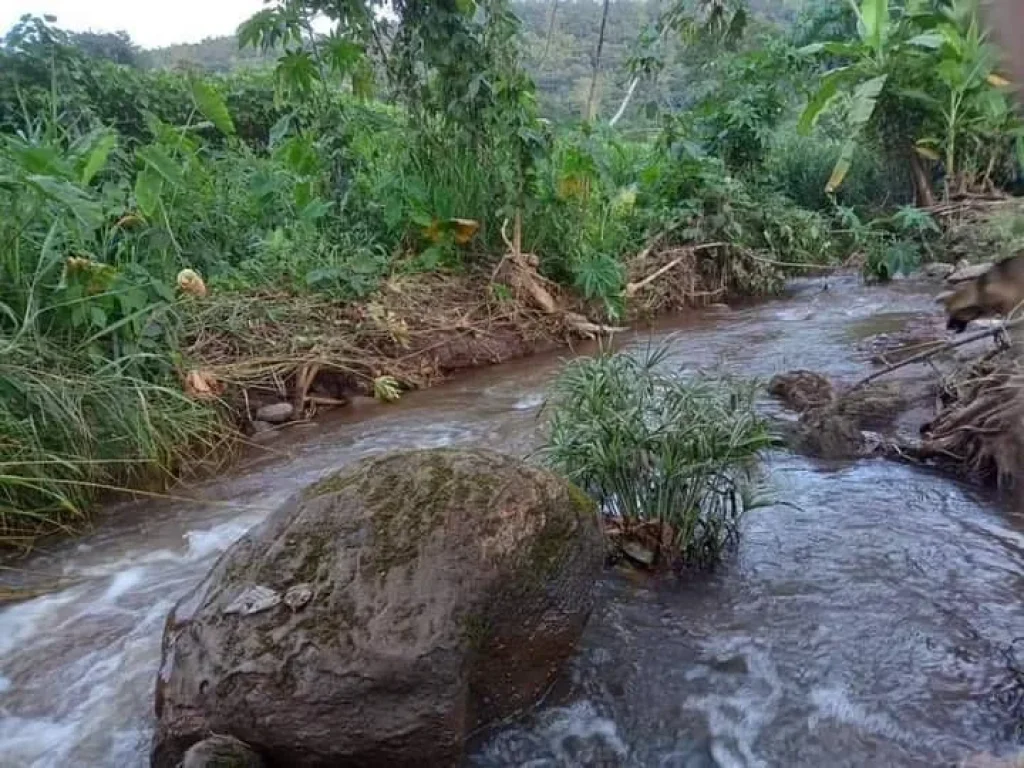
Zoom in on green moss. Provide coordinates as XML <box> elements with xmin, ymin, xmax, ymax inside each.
<box><xmin>365</xmin><ymin>451</ymin><xmax>459</xmax><ymax>574</ymax></box>
<box><xmin>302</xmin><ymin>470</ymin><xmax>358</xmax><ymax>501</ymax></box>
<box><xmin>461</xmin><ymin>611</ymin><xmax>492</xmax><ymax>652</ymax></box>
<box><xmin>566</xmin><ymin>482</ymin><xmax>597</xmax><ymax>520</ymax></box>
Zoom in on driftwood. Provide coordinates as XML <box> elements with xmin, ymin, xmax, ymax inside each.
<box><xmin>625</xmin><ymin>242</ymin><xmax>726</xmax><ymax>297</ymax></box>
<box><xmin>496</xmin><ymin>213</ymin><xmax>626</xmax><ymax>337</ymax></box>
<box><xmin>846</xmin><ymin>317</ymin><xmax>1024</xmax><ymax>393</ymax></box>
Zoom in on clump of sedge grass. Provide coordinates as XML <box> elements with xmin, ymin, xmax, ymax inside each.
<box><xmin>538</xmin><ymin>338</ymin><xmax>775</xmax><ymax>570</ymax></box>
<box><xmin>0</xmin><ymin>341</ymin><xmax>228</xmax><ymax>549</ymax></box>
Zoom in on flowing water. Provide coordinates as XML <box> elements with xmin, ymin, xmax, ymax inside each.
<box><xmin>4</xmin><ymin>275</ymin><xmax>1024</xmax><ymax>767</ymax></box>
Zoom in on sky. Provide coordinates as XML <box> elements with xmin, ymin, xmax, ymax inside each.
<box><xmin>0</xmin><ymin>0</ymin><xmax>269</xmax><ymax>49</ymax></box>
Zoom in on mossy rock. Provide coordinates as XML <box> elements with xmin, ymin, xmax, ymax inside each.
<box><xmin>151</xmin><ymin>448</ymin><xmax>603</xmax><ymax>768</ymax></box>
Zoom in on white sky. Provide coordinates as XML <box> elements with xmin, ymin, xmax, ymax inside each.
<box><xmin>0</xmin><ymin>0</ymin><xmax>269</xmax><ymax>49</ymax></box>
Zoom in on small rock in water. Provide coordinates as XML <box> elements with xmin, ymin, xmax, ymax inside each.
<box><xmin>255</xmin><ymin>402</ymin><xmax>294</xmax><ymax>423</ymax></box>
<box><xmin>181</xmin><ymin>735</ymin><xmax>264</xmax><ymax>768</ymax></box>
<box><xmin>621</xmin><ymin>540</ymin><xmax>656</xmax><ymax>567</ymax></box>
<box><xmin>249</xmin><ymin>420</ymin><xmax>273</xmax><ymax>434</ymax></box>
<box><xmin>223</xmin><ymin>585</ymin><xmax>281</xmax><ymax>616</ymax></box>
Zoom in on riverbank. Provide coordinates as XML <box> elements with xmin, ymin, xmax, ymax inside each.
<box><xmin>0</xmin><ymin>241</ymin><xmax>795</xmax><ymax>553</ymax></box>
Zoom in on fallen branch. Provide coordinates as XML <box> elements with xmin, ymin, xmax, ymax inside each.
<box><xmin>746</xmin><ymin>252</ymin><xmax>848</xmax><ymax>271</ymax></box>
<box><xmin>847</xmin><ymin>316</ymin><xmax>1024</xmax><ymax>393</ymax></box>
<box><xmin>625</xmin><ymin>242</ymin><xmax>726</xmax><ymax>297</ymax></box>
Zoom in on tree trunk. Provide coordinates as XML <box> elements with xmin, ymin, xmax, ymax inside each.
<box><xmin>539</xmin><ymin>0</ymin><xmax>560</xmax><ymax>65</ymax></box>
<box><xmin>585</xmin><ymin>0</ymin><xmax>611</xmax><ymax>122</ymax></box>
<box><xmin>908</xmin><ymin>150</ymin><xmax>936</xmax><ymax>208</ymax></box>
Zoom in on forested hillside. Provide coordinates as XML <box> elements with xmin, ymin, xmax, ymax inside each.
<box><xmin>144</xmin><ymin>0</ymin><xmax>807</xmax><ymax>122</ymax></box>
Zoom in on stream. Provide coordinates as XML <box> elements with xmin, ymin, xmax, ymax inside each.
<box><xmin>4</xmin><ymin>275</ymin><xmax>1024</xmax><ymax>767</ymax></box>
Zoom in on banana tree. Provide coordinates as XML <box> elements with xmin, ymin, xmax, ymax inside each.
<box><xmin>797</xmin><ymin>0</ymin><xmax>947</xmax><ymax>205</ymax></box>
<box><xmin>909</xmin><ymin>2</ymin><xmax>1021</xmax><ymax>196</ymax></box>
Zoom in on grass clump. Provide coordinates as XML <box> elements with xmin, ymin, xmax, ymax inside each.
<box><xmin>538</xmin><ymin>340</ymin><xmax>775</xmax><ymax>570</ymax></box>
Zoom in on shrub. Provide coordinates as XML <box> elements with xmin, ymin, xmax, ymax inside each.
<box><xmin>538</xmin><ymin>340</ymin><xmax>775</xmax><ymax>569</ymax></box>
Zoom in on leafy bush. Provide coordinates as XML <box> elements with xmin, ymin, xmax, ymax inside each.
<box><xmin>538</xmin><ymin>341</ymin><xmax>775</xmax><ymax>569</ymax></box>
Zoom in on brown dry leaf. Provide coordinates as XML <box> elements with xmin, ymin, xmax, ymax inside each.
<box><xmin>450</xmin><ymin>218</ymin><xmax>480</xmax><ymax>245</ymax></box>
<box><xmin>176</xmin><ymin>268</ymin><xmax>208</xmax><ymax>298</ymax></box>
<box><xmin>183</xmin><ymin>369</ymin><xmax>223</xmax><ymax>399</ymax></box>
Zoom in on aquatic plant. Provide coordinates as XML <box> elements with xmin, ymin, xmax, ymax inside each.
<box><xmin>538</xmin><ymin>339</ymin><xmax>776</xmax><ymax>569</ymax></box>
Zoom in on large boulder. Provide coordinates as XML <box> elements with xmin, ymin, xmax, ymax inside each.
<box><xmin>151</xmin><ymin>448</ymin><xmax>603</xmax><ymax>768</ymax></box>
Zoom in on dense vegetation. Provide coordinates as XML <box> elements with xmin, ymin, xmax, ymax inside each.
<box><xmin>0</xmin><ymin>0</ymin><xmax>1020</xmax><ymax>548</ymax></box>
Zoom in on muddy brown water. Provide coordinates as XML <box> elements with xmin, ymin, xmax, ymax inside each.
<box><xmin>4</xmin><ymin>275</ymin><xmax>1024</xmax><ymax>767</ymax></box>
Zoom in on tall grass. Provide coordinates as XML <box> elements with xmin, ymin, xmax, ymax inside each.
<box><xmin>538</xmin><ymin>340</ymin><xmax>776</xmax><ymax>569</ymax></box>
<box><xmin>0</xmin><ymin>346</ymin><xmax>224</xmax><ymax>543</ymax></box>
<box><xmin>0</xmin><ymin>101</ymin><xmax>228</xmax><ymax>546</ymax></box>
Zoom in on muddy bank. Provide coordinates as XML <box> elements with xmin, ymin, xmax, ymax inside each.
<box><xmin>184</xmin><ymin>246</ymin><xmax>784</xmax><ymax>435</ymax></box>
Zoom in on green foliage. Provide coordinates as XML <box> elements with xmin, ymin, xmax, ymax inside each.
<box><xmin>797</xmin><ymin>0</ymin><xmax>1023</xmax><ymax>198</ymax></box>
<box><xmin>539</xmin><ymin>340</ymin><xmax>775</xmax><ymax>569</ymax></box>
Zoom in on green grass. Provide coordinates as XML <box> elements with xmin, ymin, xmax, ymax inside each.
<box><xmin>0</xmin><ymin>342</ymin><xmax>225</xmax><ymax>544</ymax></box>
<box><xmin>537</xmin><ymin>340</ymin><xmax>776</xmax><ymax>569</ymax></box>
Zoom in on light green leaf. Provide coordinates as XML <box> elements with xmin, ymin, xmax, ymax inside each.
<box><xmin>26</xmin><ymin>175</ymin><xmax>103</xmax><ymax>229</ymax></box>
<box><xmin>824</xmin><ymin>75</ymin><xmax>887</xmax><ymax>193</ymax></box>
<box><xmin>80</xmin><ymin>131</ymin><xmax>118</xmax><ymax>186</ymax></box>
<box><xmin>906</xmin><ymin>32</ymin><xmax>944</xmax><ymax>49</ymax></box>
<box><xmin>859</xmin><ymin>0</ymin><xmax>890</xmax><ymax>52</ymax></box>
<box><xmin>797</xmin><ymin>67</ymin><xmax>852</xmax><ymax>135</ymax></box>
<box><xmin>826</xmin><ymin>139</ymin><xmax>858</xmax><ymax>193</ymax></box>
<box><xmin>848</xmin><ymin>74</ymin><xmax>888</xmax><ymax>130</ymax></box>
<box><xmin>136</xmin><ymin>145</ymin><xmax>184</xmax><ymax>189</ymax></box>
<box><xmin>189</xmin><ymin>75</ymin><xmax>235</xmax><ymax>136</ymax></box>
<box><xmin>268</xmin><ymin>114</ymin><xmax>292</xmax><ymax>148</ymax></box>
<box><xmin>134</xmin><ymin>167</ymin><xmax>162</xmax><ymax>218</ymax></box>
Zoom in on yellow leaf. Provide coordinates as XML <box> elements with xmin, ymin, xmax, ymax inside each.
<box><xmin>422</xmin><ymin>220</ymin><xmax>443</xmax><ymax>243</ymax></box>
<box><xmin>988</xmin><ymin>73</ymin><xmax>1011</xmax><ymax>88</ymax></box>
<box><xmin>449</xmin><ymin>218</ymin><xmax>479</xmax><ymax>245</ymax></box>
<box><xmin>176</xmin><ymin>268</ymin><xmax>207</xmax><ymax>298</ymax></box>
<box><xmin>914</xmin><ymin>145</ymin><xmax>941</xmax><ymax>161</ymax></box>
<box><xmin>183</xmin><ymin>370</ymin><xmax>222</xmax><ymax>399</ymax></box>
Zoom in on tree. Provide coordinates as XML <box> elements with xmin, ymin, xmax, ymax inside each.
<box><xmin>797</xmin><ymin>0</ymin><xmax>1020</xmax><ymax>204</ymax></box>
<box><xmin>70</xmin><ymin>30</ymin><xmax>140</xmax><ymax>67</ymax></box>
<box><xmin>585</xmin><ymin>0</ymin><xmax>611</xmax><ymax>120</ymax></box>
<box><xmin>610</xmin><ymin>0</ymin><xmax>748</xmax><ymax>126</ymax></box>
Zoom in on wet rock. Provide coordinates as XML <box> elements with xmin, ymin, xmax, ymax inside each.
<box><xmin>767</xmin><ymin>370</ymin><xmax>835</xmax><ymax>412</ymax></box>
<box><xmin>151</xmin><ymin>448</ymin><xmax>604</xmax><ymax>768</ymax></box>
<box><xmin>254</xmin><ymin>402</ymin><xmax>294</xmax><ymax>423</ymax></box>
<box><xmin>222</xmin><ymin>585</ymin><xmax>280</xmax><ymax>616</ymax></box>
<box><xmin>621</xmin><ymin>540</ymin><xmax>656</xmax><ymax>567</ymax></box>
<box><xmin>922</xmin><ymin>261</ymin><xmax>955</xmax><ymax>279</ymax></box>
<box><xmin>947</xmin><ymin>262</ymin><xmax>992</xmax><ymax>284</ymax></box>
<box><xmin>834</xmin><ymin>381</ymin><xmax>912</xmax><ymax>432</ymax></box>
<box><xmin>248</xmin><ymin>420</ymin><xmax>273</xmax><ymax>435</ymax></box>
<box><xmin>181</xmin><ymin>735</ymin><xmax>264</xmax><ymax>768</ymax></box>
<box><xmin>789</xmin><ymin>408</ymin><xmax>865</xmax><ymax>460</ymax></box>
